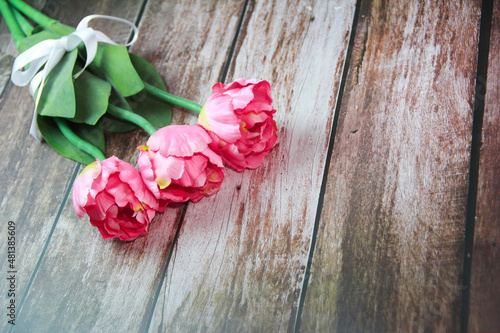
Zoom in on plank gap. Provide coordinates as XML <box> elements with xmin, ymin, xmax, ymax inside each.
<box><xmin>144</xmin><ymin>1</ymin><xmax>251</xmax><ymax>328</ymax></box>
<box><xmin>460</xmin><ymin>0</ymin><xmax>494</xmax><ymax>331</ymax></box>
<box><xmin>8</xmin><ymin>163</ymin><xmax>81</xmax><ymax>333</ymax></box>
<box><xmin>293</xmin><ymin>0</ymin><xmax>363</xmax><ymax>331</ymax></box>
<box><xmin>127</xmin><ymin>0</ymin><xmax>150</xmax><ymax>45</ymax></box>
<box><xmin>144</xmin><ymin>203</ymin><xmax>187</xmax><ymax>333</ymax></box>
<box><xmin>0</xmin><ymin>80</ymin><xmax>11</xmax><ymax>101</ymax></box>
<box><xmin>217</xmin><ymin>0</ymin><xmax>250</xmax><ymax>83</ymax></box>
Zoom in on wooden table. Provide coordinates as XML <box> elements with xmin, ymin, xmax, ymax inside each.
<box><xmin>1</xmin><ymin>0</ymin><xmax>498</xmax><ymax>332</ymax></box>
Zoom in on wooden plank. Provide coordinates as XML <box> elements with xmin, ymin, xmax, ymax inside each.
<box><xmin>0</xmin><ymin>0</ymin><xmax>147</xmax><ymax>331</ymax></box>
<box><xmin>0</xmin><ymin>12</ymin><xmax>18</xmax><ymax>91</ymax></box>
<box><xmin>300</xmin><ymin>0</ymin><xmax>481</xmax><ymax>332</ymax></box>
<box><xmin>1</xmin><ymin>1</ymin><xmax>105</xmax><ymax>331</ymax></box>
<box><xmin>468</xmin><ymin>0</ymin><xmax>500</xmax><ymax>330</ymax></box>
<box><xmin>148</xmin><ymin>1</ymin><xmax>356</xmax><ymax>331</ymax></box>
<box><xmin>13</xmin><ymin>0</ymin><xmax>245</xmax><ymax>331</ymax></box>
<box><xmin>0</xmin><ymin>81</ymin><xmax>78</xmax><ymax>333</ymax></box>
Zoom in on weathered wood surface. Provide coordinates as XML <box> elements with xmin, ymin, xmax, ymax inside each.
<box><xmin>148</xmin><ymin>1</ymin><xmax>356</xmax><ymax>331</ymax></box>
<box><xmin>1</xmin><ymin>0</ymin><xmax>499</xmax><ymax>332</ymax></box>
<box><xmin>300</xmin><ymin>0</ymin><xmax>481</xmax><ymax>332</ymax></box>
<box><xmin>12</xmin><ymin>0</ymin><xmax>246</xmax><ymax>332</ymax></box>
<box><xmin>0</xmin><ymin>1</ymin><xmax>139</xmax><ymax>332</ymax></box>
<box><xmin>468</xmin><ymin>0</ymin><xmax>500</xmax><ymax>331</ymax></box>
<box><xmin>0</xmin><ymin>66</ymin><xmax>78</xmax><ymax>333</ymax></box>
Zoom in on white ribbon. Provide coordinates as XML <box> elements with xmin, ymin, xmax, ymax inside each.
<box><xmin>10</xmin><ymin>15</ymin><xmax>139</xmax><ymax>141</ymax></box>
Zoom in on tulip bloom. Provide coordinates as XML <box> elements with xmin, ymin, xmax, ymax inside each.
<box><xmin>198</xmin><ymin>79</ymin><xmax>278</xmax><ymax>171</ymax></box>
<box><xmin>138</xmin><ymin>125</ymin><xmax>225</xmax><ymax>211</ymax></box>
<box><xmin>72</xmin><ymin>156</ymin><xmax>158</xmax><ymax>241</ymax></box>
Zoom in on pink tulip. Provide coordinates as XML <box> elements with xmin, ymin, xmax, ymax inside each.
<box><xmin>137</xmin><ymin>125</ymin><xmax>225</xmax><ymax>211</ymax></box>
<box><xmin>72</xmin><ymin>156</ymin><xmax>158</xmax><ymax>241</ymax></box>
<box><xmin>198</xmin><ymin>79</ymin><xmax>278</xmax><ymax>171</ymax></box>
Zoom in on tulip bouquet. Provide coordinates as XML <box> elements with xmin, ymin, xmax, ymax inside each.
<box><xmin>1</xmin><ymin>0</ymin><xmax>278</xmax><ymax>240</ymax></box>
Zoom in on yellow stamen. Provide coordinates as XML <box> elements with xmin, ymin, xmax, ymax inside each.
<box><xmin>198</xmin><ymin>106</ymin><xmax>212</xmax><ymax>130</ymax></box>
<box><xmin>134</xmin><ymin>203</ymin><xmax>146</xmax><ymax>211</ymax></box>
<box><xmin>208</xmin><ymin>172</ymin><xmax>221</xmax><ymax>182</ymax></box>
<box><xmin>79</xmin><ymin>161</ymin><xmax>99</xmax><ymax>176</ymax></box>
<box><xmin>156</xmin><ymin>177</ymin><xmax>171</xmax><ymax>189</ymax></box>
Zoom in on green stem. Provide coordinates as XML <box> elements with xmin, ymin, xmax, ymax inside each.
<box><xmin>7</xmin><ymin>0</ymin><xmax>54</xmax><ymax>27</ymax></box>
<box><xmin>12</xmin><ymin>6</ymin><xmax>34</xmax><ymax>36</ymax></box>
<box><xmin>54</xmin><ymin>118</ymin><xmax>106</xmax><ymax>161</ymax></box>
<box><xmin>0</xmin><ymin>0</ymin><xmax>25</xmax><ymax>47</ymax></box>
<box><xmin>107</xmin><ymin>104</ymin><xmax>156</xmax><ymax>135</ymax></box>
<box><xmin>7</xmin><ymin>0</ymin><xmax>74</xmax><ymax>35</ymax></box>
<box><xmin>143</xmin><ymin>82</ymin><xmax>203</xmax><ymax>114</ymax></box>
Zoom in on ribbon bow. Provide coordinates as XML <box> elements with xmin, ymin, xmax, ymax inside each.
<box><xmin>10</xmin><ymin>15</ymin><xmax>139</xmax><ymax>141</ymax></box>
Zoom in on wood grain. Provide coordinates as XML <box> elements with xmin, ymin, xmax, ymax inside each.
<box><xmin>468</xmin><ymin>0</ymin><xmax>500</xmax><ymax>331</ymax></box>
<box><xmin>148</xmin><ymin>1</ymin><xmax>356</xmax><ymax>331</ymax></box>
<box><xmin>0</xmin><ymin>85</ymin><xmax>78</xmax><ymax>333</ymax></box>
<box><xmin>0</xmin><ymin>0</ymin><xmax>148</xmax><ymax>331</ymax></box>
<box><xmin>0</xmin><ymin>9</ymin><xmax>18</xmax><ymax>91</ymax></box>
<box><xmin>2</xmin><ymin>0</ymin><xmax>495</xmax><ymax>331</ymax></box>
<box><xmin>300</xmin><ymin>0</ymin><xmax>481</xmax><ymax>332</ymax></box>
<box><xmin>13</xmin><ymin>0</ymin><xmax>246</xmax><ymax>331</ymax></box>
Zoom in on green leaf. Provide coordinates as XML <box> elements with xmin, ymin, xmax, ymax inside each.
<box><xmin>36</xmin><ymin>48</ymin><xmax>78</xmax><ymax>118</ymax></box>
<box><xmin>72</xmin><ymin>69</ymin><xmax>112</xmax><ymax>125</ymax></box>
<box><xmin>18</xmin><ymin>30</ymin><xmax>62</xmax><ymax>52</ymax></box>
<box><xmin>91</xmin><ymin>44</ymin><xmax>144</xmax><ymax>97</ymax></box>
<box><xmin>126</xmin><ymin>53</ymin><xmax>172</xmax><ymax>128</ymax></box>
<box><xmin>72</xmin><ymin>122</ymin><xmax>106</xmax><ymax>155</ymax></box>
<box><xmin>98</xmin><ymin>114</ymin><xmax>137</xmax><ymax>133</ymax></box>
<box><xmin>129</xmin><ymin>54</ymin><xmax>167</xmax><ymax>90</ymax></box>
<box><xmin>37</xmin><ymin>115</ymin><xmax>95</xmax><ymax>165</ymax></box>
<box><xmin>19</xmin><ymin>30</ymin><xmax>78</xmax><ymax>119</ymax></box>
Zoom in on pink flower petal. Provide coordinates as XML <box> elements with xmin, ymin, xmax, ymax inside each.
<box><xmin>199</xmin><ymin>79</ymin><xmax>278</xmax><ymax>171</ymax></box>
<box><xmin>85</xmin><ymin>191</ymin><xmax>115</xmax><ymax>221</ymax></box>
<box><xmin>72</xmin><ymin>160</ymin><xmax>102</xmax><ymax>216</ymax></box>
<box><xmin>200</xmin><ymin>94</ymin><xmax>241</xmax><ymax>143</ymax></box>
<box><xmin>71</xmin><ymin>156</ymin><xmax>158</xmax><ymax>241</ymax></box>
<box><xmin>147</xmin><ymin>125</ymin><xmax>211</xmax><ymax>157</ymax></box>
<box><xmin>149</xmin><ymin>153</ymin><xmax>185</xmax><ymax>185</ymax></box>
<box><xmin>137</xmin><ymin>149</ymin><xmax>160</xmax><ymax>198</ymax></box>
<box><xmin>138</xmin><ymin>125</ymin><xmax>226</xmax><ymax>205</ymax></box>
<box><xmin>177</xmin><ymin>154</ymin><xmax>208</xmax><ymax>187</ymax></box>
<box><xmin>223</xmin><ymin>86</ymin><xmax>254</xmax><ymax>109</ymax></box>
<box><xmin>213</xmin><ymin>78</ymin><xmax>260</xmax><ymax>93</ymax></box>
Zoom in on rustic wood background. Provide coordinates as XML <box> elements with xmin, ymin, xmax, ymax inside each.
<box><xmin>0</xmin><ymin>0</ymin><xmax>498</xmax><ymax>332</ymax></box>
